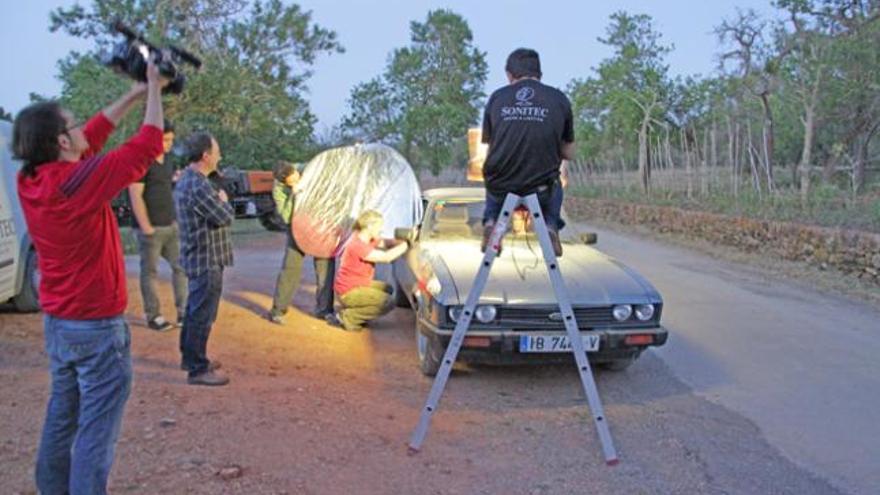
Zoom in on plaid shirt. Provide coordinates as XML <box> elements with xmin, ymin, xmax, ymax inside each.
<box><xmin>174</xmin><ymin>167</ymin><xmax>234</xmax><ymax>277</ymax></box>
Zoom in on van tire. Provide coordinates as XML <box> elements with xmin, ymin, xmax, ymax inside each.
<box><xmin>13</xmin><ymin>248</ymin><xmax>40</xmax><ymax>312</ymax></box>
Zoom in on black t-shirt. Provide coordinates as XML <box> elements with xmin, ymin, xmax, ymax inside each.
<box><xmin>135</xmin><ymin>159</ymin><xmax>176</xmax><ymax>227</ymax></box>
<box><xmin>481</xmin><ymin>79</ymin><xmax>574</xmax><ymax>195</ymax></box>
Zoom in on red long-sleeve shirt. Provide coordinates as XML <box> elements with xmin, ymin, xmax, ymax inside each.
<box><xmin>17</xmin><ymin>113</ymin><xmax>162</xmax><ymax>319</ymax></box>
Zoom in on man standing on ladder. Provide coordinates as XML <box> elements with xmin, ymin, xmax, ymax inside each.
<box><xmin>480</xmin><ymin>48</ymin><xmax>575</xmax><ymax>256</ymax></box>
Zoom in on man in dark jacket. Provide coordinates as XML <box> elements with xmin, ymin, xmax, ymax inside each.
<box><xmin>480</xmin><ymin>48</ymin><xmax>575</xmax><ymax>256</ymax></box>
<box><xmin>174</xmin><ymin>132</ymin><xmax>234</xmax><ymax>386</ymax></box>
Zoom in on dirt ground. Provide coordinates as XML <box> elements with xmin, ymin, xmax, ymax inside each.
<box><xmin>0</xmin><ymin>228</ymin><xmax>844</xmax><ymax>495</ymax></box>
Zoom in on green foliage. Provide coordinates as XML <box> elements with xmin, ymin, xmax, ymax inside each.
<box><xmin>568</xmin><ymin>12</ymin><xmax>671</xmax><ymax>169</ymax></box>
<box><xmin>49</xmin><ymin>0</ymin><xmax>343</xmax><ymax>169</ymax></box>
<box><xmin>570</xmin><ymin>1</ymin><xmax>879</xmax><ymax>206</ymax></box>
<box><xmin>341</xmin><ymin>9</ymin><xmax>487</xmax><ymax>174</ymax></box>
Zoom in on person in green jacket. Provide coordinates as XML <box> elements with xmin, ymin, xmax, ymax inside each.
<box><xmin>266</xmin><ymin>160</ymin><xmax>336</xmax><ymax>324</ymax></box>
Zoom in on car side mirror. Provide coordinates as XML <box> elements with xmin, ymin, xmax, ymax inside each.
<box><xmin>394</xmin><ymin>227</ymin><xmax>416</xmax><ymax>243</ymax></box>
<box><xmin>579</xmin><ymin>232</ymin><xmax>598</xmax><ymax>245</ymax></box>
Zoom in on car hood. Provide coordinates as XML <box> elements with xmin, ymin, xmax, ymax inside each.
<box><xmin>422</xmin><ymin>239</ymin><xmax>661</xmax><ymax>306</ymax></box>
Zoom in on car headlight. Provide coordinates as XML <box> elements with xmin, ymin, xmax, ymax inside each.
<box><xmin>475</xmin><ymin>305</ymin><xmax>497</xmax><ymax>323</ymax></box>
<box><xmin>634</xmin><ymin>304</ymin><xmax>655</xmax><ymax>321</ymax></box>
<box><xmin>448</xmin><ymin>306</ymin><xmax>463</xmax><ymax>322</ymax></box>
<box><xmin>612</xmin><ymin>304</ymin><xmax>632</xmax><ymax>321</ymax></box>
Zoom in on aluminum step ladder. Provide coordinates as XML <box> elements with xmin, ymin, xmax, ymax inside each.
<box><xmin>407</xmin><ymin>192</ymin><xmax>619</xmax><ymax>465</ymax></box>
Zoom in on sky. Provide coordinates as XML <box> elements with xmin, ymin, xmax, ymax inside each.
<box><xmin>1</xmin><ymin>0</ymin><xmax>778</xmax><ymax>132</ymax></box>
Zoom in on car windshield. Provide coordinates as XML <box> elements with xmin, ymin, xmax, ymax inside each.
<box><xmin>423</xmin><ymin>198</ymin><xmax>485</xmax><ymax>239</ymax></box>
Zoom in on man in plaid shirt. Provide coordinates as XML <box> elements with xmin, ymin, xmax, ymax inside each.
<box><xmin>174</xmin><ymin>132</ymin><xmax>233</xmax><ymax>386</ymax></box>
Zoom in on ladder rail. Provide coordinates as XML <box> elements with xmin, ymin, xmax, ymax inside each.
<box><xmin>408</xmin><ymin>192</ymin><xmax>618</xmax><ymax>465</ymax></box>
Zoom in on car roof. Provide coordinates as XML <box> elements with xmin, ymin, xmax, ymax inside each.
<box><xmin>423</xmin><ymin>187</ymin><xmax>485</xmax><ymax>202</ymax></box>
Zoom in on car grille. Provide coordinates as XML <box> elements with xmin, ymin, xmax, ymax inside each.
<box><xmin>497</xmin><ymin>306</ymin><xmax>616</xmax><ymax>330</ymax></box>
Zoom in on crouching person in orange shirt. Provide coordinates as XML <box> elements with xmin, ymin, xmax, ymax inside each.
<box><xmin>326</xmin><ymin>210</ymin><xmax>408</xmax><ymax>332</ymax></box>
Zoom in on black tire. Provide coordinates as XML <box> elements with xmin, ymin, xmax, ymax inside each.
<box><xmin>416</xmin><ymin>327</ymin><xmax>443</xmax><ymax>376</ymax></box>
<box><xmin>258</xmin><ymin>211</ymin><xmax>287</xmax><ymax>232</ymax></box>
<box><xmin>394</xmin><ymin>281</ymin><xmax>412</xmax><ymax>308</ymax></box>
<box><xmin>13</xmin><ymin>248</ymin><xmax>40</xmax><ymax>312</ymax></box>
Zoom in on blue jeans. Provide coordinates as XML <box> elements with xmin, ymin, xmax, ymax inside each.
<box><xmin>35</xmin><ymin>315</ymin><xmax>132</xmax><ymax>495</ymax></box>
<box><xmin>483</xmin><ymin>181</ymin><xmax>566</xmax><ymax>231</ymax></box>
<box><xmin>180</xmin><ymin>267</ymin><xmax>224</xmax><ymax>376</ymax></box>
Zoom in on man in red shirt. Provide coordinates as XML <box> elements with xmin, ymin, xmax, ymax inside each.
<box><xmin>12</xmin><ymin>62</ymin><xmax>165</xmax><ymax>495</ymax></box>
<box><xmin>327</xmin><ymin>210</ymin><xmax>408</xmax><ymax>331</ymax></box>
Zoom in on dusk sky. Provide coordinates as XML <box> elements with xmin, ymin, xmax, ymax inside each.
<box><xmin>1</xmin><ymin>0</ymin><xmax>778</xmax><ymax>132</ymax></box>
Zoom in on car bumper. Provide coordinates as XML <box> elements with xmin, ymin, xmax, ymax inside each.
<box><xmin>417</xmin><ymin>318</ymin><xmax>668</xmax><ymax>365</ymax></box>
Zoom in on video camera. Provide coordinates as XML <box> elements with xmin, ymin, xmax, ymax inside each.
<box><xmin>102</xmin><ymin>20</ymin><xmax>202</xmax><ymax>94</ymax></box>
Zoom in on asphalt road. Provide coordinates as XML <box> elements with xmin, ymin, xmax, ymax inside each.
<box><xmin>583</xmin><ymin>224</ymin><xmax>879</xmax><ymax>495</ymax></box>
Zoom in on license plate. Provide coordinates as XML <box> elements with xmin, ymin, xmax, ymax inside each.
<box><xmin>519</xmin><ymin>333</ymin><xmax>600</xmax><ymax>353</ymax></box>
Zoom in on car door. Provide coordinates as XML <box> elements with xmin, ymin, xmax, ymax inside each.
<box><xmin>0</xmin><ymin>122</ymin><xmax>21</xmax><ymax>302</ymax></box>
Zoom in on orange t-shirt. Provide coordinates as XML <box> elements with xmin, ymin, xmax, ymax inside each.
<box><xmin>334</xmin><ymin>235</ymin><xmax>379</xmax><ymax>296</ymax></box>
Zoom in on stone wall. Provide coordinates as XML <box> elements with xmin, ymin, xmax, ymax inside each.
<box><xmin>565</xmin><ymin>197</ymin><xmax>880</xmax><ymax>286</ymax></box>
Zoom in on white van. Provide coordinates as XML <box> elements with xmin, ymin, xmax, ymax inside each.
<box><xmin>0</xmin><ymin>120</ymin><xmax>39</xmax><ymax>311</ymax></box>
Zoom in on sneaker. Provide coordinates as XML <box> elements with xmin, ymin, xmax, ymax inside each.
<box><xmin>180</xmin><ymin>360</ymin><xmax>222</xmax><ymax>371</ymax></box>
<box><xmin>325</xmin><ymin>312</ymin><xmax>363</xmax><ymax>332</ymax></box>
<box><xmin>265</xmin><ymin>311</ymin><xmax>284</xmax><ymax>325</ymax></box>
<box><xmin>311</xmin><ymin>309</ymin><xmax>333</xmax><ymax>320</ymax></box>
<box><xmin>187</xmin><ymin>370</ymin><xmax>230</xmax><ymax>386</ymax></box>
<box><xmin>147</xmin><ymin>315</ymin><xmax>173</xmax><ymax>332</ymax></box>
<box><xmin>481</xmin><ymin>224</ymin><xmax>503</xmax><ymax>254</ymax></box>
<box><xmin>548</xmin><ymin>229</ymin><xmax>563</xmax><ymax>257</ymax></box>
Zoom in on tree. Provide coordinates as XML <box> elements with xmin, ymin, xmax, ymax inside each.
<box><xmin>569</xmin><ymin>12</ymin><xmax>672</xmax><ymax>192</ymax></box>
<box><xmin>716</xmin><ymin>9</ymin><xmax>790</xmax><ymax>190</ymax></box>
<box><xmin>0</xmin><ymin>107</ymin><xmax>12</xmax><ymax>122</ymax></box>
<box><xmin>341</xmin><ymin>9</ymin><xmax>487</xmax><ymax>174</ymax></box>
<box><xmin>49</xmin><ymin>0</ymin><xmax>343</xmax><ymax>168</ymax></box>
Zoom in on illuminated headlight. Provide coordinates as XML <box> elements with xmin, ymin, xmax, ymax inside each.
<box><xmin>448</xmin><ymin>307</ymin><xmax>463</xmax><ymax>322</ymax></box>
<box><xmin>475</xmin><ymin>305</ymin><xmax>497</xmax><ymax>323</ymax></box>
<box><xmin>634</xmin><ymin>304</ymin><xmax>655</xmax><ymax>321</ymax></box>
<box><xmin>612</xmin><ymin>304</ymin><xmax>633</xmax><ymax>321</ymax></box>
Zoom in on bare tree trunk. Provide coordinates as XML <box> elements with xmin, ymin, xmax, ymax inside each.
<box><xmin>761</xmin><ymin>122</ymin><xmax>774</xmax><ymax>192</ymax></box>
<box><xmin>701</xmin><ymin>127</ymin><xmax>709</xmax><ymax>196</ymax></box>
<box><xmin>638</xmin><ymin>119</ymin><xmax>650</xmax><ymax>193</ymax></box>
<box><xmin>734</xmin><ymin>121</ymin><xmax>742</xmax><ymax>199</ymax></box>
<box><xmin>665</xmin><ymin>127</ymin><xmax>674</xmax><ymax>171</ymax></box>
<box><xmin>746</xmin><ymin>119</ymin><xmax>762</xmax><ymax>197</ymax></box>
<box><xmin>711</xmin><ymin>119</ymin><xmax>718</xmax><ymax>192</ymax></box>
<box><xmin>799</xmin><ymin>103</ymin><xmax>816</xmax><ymax>206</ymax></box>
<box><xmin>727</xmin><ymin>116</ymin><xmax>736</xmax><ymax>198</ymax></box>
<box><xmin>682</xmin><ymin>127</ymin><xmax>693</xmax><ymax>199</ymax></box>
<box><xmin>759</xmin><ymin>92</ymin><xmax>775</xmax><ymax>187</ymax></box>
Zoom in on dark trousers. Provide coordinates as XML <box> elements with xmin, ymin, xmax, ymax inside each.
<box><xmin>180</xmin><ymin>267</ymin><xmax>224</xmax><ymax>377</ymax></box>
<box><xmin>270</xmin><ymin>230</ymin><xmax>335</xmax><ymax>317</ymax></box>
<box><xmin>483</xmin><ymin>181</ymin><xmax>566</xmax><ymax>231</ymax></box>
